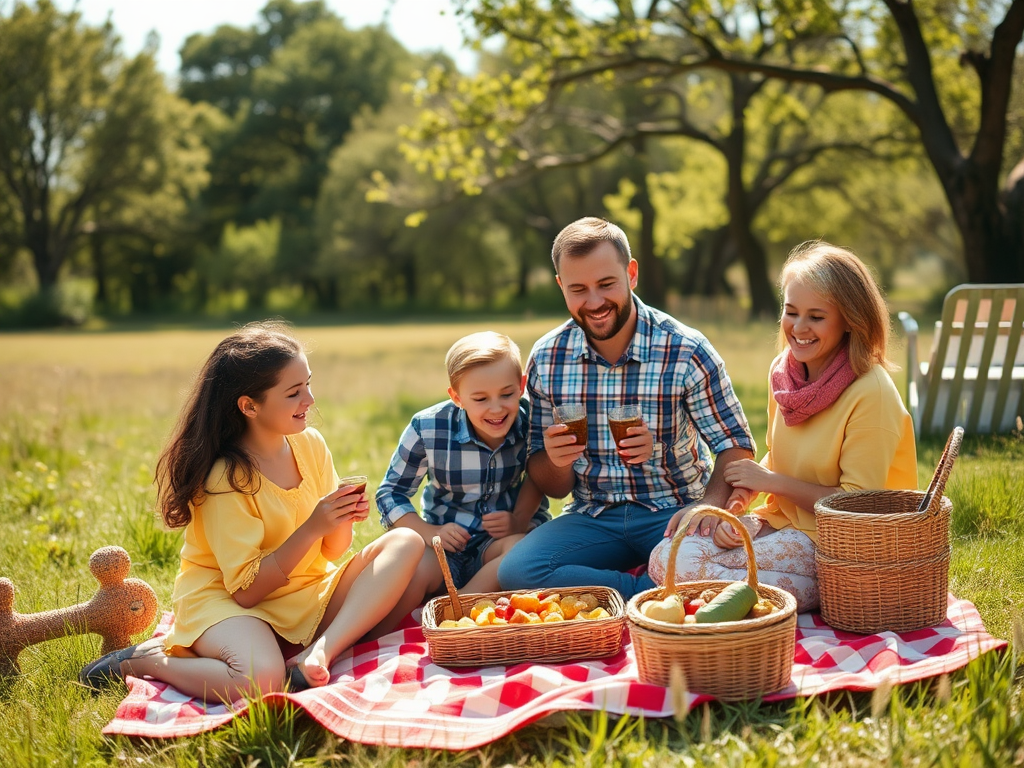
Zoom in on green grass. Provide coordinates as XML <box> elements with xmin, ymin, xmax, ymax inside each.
<box><xmin>0</xmin><ymin>317</ymin><xmax>1021</xmax><ymax>767</ymax></box>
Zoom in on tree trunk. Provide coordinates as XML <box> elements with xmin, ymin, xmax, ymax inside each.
<box><xmin>681</xmin><ymin>225</ymin><xmax>733</xmax><ymax>297</ymax></box>
<box><xmin>945</xmin><ymin>161</ymin><xmax>1024</xmax><ymax>282</ymax></box>
<box><xmin>91</xmin><ymin>233</ymin><xmax>109</xmax><ymax>308</ymax></box>
<box><xmin>25</xmin><ymin>222</ymin><xmax>62</xmax><ymax>290</ymax></box>
<box><xmin>723</xmin><ymin>76</ymin><xmax>779</xmax><ymax>319</ymax></box>
<box><xmin>627</xmin><ymin>137</ymin><xmax>666</xmax><ymax>307</ymax></box>
<box><xmin>402</xmin><ymin>255</ymin><xmax>418</xmax><ymax>304</ymax></box>
<box><xmin>1002</xmin><ymin>159</ymin><xmax>1024</xmax><ymax>275</ymax></box>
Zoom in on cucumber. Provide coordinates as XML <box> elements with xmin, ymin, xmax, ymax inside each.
<box><xmin>694</xmin><ymin>582</ymin><xmax>758</xmax><ymax>623</ymax></box>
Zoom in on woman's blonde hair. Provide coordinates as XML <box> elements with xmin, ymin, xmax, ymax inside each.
<box><xmin>777</xmin><ymin>241</ymin><xmax>894</xmax><ymax>377</ymax></box>
<box><xmin>446</xmin><ymin>331</ymin><xmax>523</xmax><ymax>391</ymax></box>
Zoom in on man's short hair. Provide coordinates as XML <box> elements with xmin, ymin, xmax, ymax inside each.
<box><xmin>551</xmin><ymin>217</ymin><xmax>632</xmax><ymax>272</ymax></box>
<box><xmin>445</xmin><ymin>331</ymin><xmax>523</xmax><ymax>391</ymax></box>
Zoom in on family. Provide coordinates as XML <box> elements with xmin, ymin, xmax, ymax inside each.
<box><xmin>79</xmin><ymin>217</ymin><xmax>918</xmax><ymax>702</ymax></box>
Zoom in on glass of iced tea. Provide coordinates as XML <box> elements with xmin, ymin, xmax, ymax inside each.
<box><xmin>553</xmin><ymin>403</ymin><xmax>588</xmax><ymax>449</ymax></box>
<box><xmin>608</xmin><ymin>405</ymin><xmax>643</xmax><ymax>453</ymax></box>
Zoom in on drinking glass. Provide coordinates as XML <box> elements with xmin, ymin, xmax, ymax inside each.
<box><xmin>608</xmin><ymin>405</ymin><xmax>643</xmax><ymax>449</ymax></box>
<box><xmin>553</xmin><ymin>403</ymin><xmax>588</xmax><ymax>448</ymax></box>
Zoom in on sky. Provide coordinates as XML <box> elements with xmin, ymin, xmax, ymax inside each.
<box><xmin>57</xmin><ymin>0</ymin><xmax>478</xmax><ymax>76</ymax></box>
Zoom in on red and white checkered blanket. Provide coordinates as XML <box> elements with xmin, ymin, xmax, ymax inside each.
<box><xmin>102</xmin><ymin>595</ymin><xmax>1005</xmax><ymax>750</ymax></box>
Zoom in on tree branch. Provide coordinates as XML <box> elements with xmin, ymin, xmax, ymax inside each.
<box><xmin>971</xmin><ymin>0</ymin><xmax>1024</xmax><ymax>169</ymax></box>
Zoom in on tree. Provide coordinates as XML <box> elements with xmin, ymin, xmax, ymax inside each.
<box><xmin>0</xmin><ymin>0</ymin><xmax>208</xmax><ymax>308</ymax></box>
<box><xmin>319</xmin><ymin>93</ymin><xmax>538</xmax><ymax>310</ymax></box>
<box><xmin>178</xmin><ymin>0</ymin><xmax>335</xmax><ymax>114</ymax></box>
<box><xmin>640</xmin><ymin>0</ymin><xmax>1024</xmax><ymax>281</ymax></box>
<box><xmin>179</xmin><ymin>0</ymin><xmax>414</xmax><ymax>309</ymax></box>
<box><xmin>393</xmin><ymin>3</ymin><xmax>911</xmax><ymax>316</ymax></box>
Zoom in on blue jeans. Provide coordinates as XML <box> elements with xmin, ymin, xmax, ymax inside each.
<box><xmin>496</xmin><ymin>503</ymin><xmax>673</xmax><ymax>599</ymax></box>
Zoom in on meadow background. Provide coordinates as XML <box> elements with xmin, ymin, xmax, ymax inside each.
<box><xmin>0</xmin><ymin>315</ymin><xmax>1022</xmax><ymax>767</ymax></box>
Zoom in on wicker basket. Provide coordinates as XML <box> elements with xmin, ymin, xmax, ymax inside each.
<box><xmin>814</xmin><ymin>427</ymin><xmax>963</xmax><ymax>634</ymax></box>
<box><xmin>626</xmin><ymin>505</ymin><xmax>797</xmax><ymax>699</ymax></box>
<box><xmin>421</xmin><ymin>537</ymin><xmax>625</xmax><ymax>667</ymax></box>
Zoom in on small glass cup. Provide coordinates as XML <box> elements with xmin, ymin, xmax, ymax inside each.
<box><xmin>338</xmin><ymin>474</ymin><xmax>368</xmax><ymax>496</ymax></box>
<box><xmin>608</xmin><ymin>405</ymin><xmax>643</xmax><ymax>449</ymax></box>
<box><xmin>553</xmin><ymin>403</ymin><xmax>588</xmax><ymax>448</ymax></box>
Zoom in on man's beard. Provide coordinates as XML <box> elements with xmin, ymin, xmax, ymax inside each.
<box><xmin>574</xmin><ymin>297</ymin><xmax>632</xmax><ymax>342</ymax></box>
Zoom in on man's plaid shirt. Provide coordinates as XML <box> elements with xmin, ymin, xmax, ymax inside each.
<box><xmin>526</xmin><ymin>296</ymin><xmax>755</xmax><ymax>516</ymax></box>
<box><xmin>376</xmin><ymin>398</ymin><xmax>550</xmax><ymax>532</ymax></box>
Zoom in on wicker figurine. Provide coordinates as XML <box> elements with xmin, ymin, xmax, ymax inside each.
<box><xmin>0</xmin><ymin>546</ymin><xmax>158</xmax><ymax>678</ymax></box>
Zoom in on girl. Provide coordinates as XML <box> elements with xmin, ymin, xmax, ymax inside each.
<box><xmin>650</xmin><ymin>241</ymin><xmax>917</xmax><ymax>611</ymax></box>
<box><xmin>80</xmin><ymin>321</ymin><xmax>423</xmax><ymax>701</ymax></box>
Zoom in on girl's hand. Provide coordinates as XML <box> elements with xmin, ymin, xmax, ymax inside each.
<box><xmin>437</xmin><ymin>522</ymin><xmax>470</xmax><ymax>553</ymax></box>
<box><xmin>722</xmin><ymin>458</ymin><xmax>772</xmax><ymax>491</ymax></box>
<box><xmin>617</xmin><ymin>423</ymin><xmax>654</xmax><ymax>464</ymax></box>
<box><xmin>307</xmin><ymin>486</ymin><xmax>364</xmax><ymax>537</ymax></box>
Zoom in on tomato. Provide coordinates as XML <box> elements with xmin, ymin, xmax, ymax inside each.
<box><xmin>684</xmin><ymin>598</ymin><xmax>705</xmax><ymax>616</ymax></box>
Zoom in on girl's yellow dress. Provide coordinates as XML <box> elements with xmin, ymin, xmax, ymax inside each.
<box><xmin>163</xmin><ymin>428</ymin><xmax>349</xmax><ymax>654</ymax></box>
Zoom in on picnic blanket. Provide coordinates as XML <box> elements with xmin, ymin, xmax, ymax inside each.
<box><xmin>102</xmin><ymin>595</ymin><xmax>1005</xmax><ymax>750</ymax></box>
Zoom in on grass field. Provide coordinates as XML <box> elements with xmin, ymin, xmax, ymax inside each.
<box><xmin>0</xmin><ymin>316</ymin><xmax>1022</xmax><ymax>767</ymax></box>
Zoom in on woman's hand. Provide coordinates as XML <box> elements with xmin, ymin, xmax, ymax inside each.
<box><xmin>722</xmin><ymin>458</ymin><xmax>773</xmax><ymax>492</ymax></box>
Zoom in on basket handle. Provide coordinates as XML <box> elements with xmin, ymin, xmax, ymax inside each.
<box><xmin>917</xmin><ymin>426</ymin><xmax>963</xmax><ymax>516</ymax></box>
<box><xmin>431</xmin><ymin>536</ymin><xmax>464</xmax><ymax>620</ymax></box>
<box><xmin>661</xmin><ymin>505</ymin><xmax>758</xmax><ymax>599</ymax></box>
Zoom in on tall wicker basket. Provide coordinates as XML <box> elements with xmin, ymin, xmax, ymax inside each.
<box><xmin>814</xmin><ymin>427</ymin><xmax>963</xmax><ymax>634</ymax></box>
<box><xmin>626</xmin><ymin>506</ymin><xmax>797</xmax><ymax>699</ymax></box>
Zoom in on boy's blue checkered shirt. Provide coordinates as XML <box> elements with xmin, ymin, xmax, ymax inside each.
<box><xmin>376</xmin><ymin>398</ymin><xmax>550</xmax><ymax>532</ymax></box>
<box><xmin>526</xmin><ymin>295</ymin><xmax>755</xmax><ymax>516</ymax></box>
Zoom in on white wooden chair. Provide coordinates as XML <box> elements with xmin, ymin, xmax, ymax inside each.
<box><xmin>898</xmin><ymin>284</ymin><xmax>1024</xmax><ymax>436</ymax></box>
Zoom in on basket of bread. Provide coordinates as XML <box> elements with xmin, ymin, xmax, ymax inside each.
<box><xmin>626</xmin><ymin>505</ymin><xmax>797</xmax><ymax>699</ymax></box>
<box><xmin>421</xmin><ymin>537</ymin><xmax>625</xmax><ymax>667</ymax></box>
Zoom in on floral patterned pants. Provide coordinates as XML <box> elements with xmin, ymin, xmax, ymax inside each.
<box><xmin>647</xmin><ymin>517</ymin><xmax>819</xmax><ymax>612</ymax></box>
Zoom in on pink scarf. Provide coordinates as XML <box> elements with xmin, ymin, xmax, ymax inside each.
<box><xmin>770</xmin><ymin>343</ymin><xmax>858</xmax><ymax>426</ymax></box>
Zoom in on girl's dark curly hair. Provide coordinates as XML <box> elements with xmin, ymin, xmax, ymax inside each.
<box><xmin>155</xmin><ymin>321</ymin><xmax>303</xmax><ymax>529</ymax></box>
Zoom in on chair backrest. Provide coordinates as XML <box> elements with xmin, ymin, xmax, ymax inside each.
<box><xmin>919</xmin><ymin>284</ymin><xmax>1024</xmax><ymax>435</ymax></box>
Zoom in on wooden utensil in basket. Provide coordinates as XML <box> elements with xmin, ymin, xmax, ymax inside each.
<box><xmin>626</xmin><ymin>505</ymin><xmax>797</xmax><ymax>699</ymax></box>
<box><xmin>431</xmin><ymin>535</ymin><xmax>464</xmax><ymax>621</ymax></box>
<box><xmin>814</xmin><ymin>427</ymin><xmax>964</xmax><ymax>634</ymax></box>
<box><xmin>421</xmin><ymin>537</ymin><xmax>626</xmax><ymax>668</ymax></box>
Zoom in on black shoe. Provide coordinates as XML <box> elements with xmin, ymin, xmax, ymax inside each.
<box><xmin>286</xmin><ymin>665</ymin><xmax>311</xmax><ymax>692</ymax></box>
<box><xmin>79</xmin><ymin>644</ymin><xmax>139</xmax><ymax>690</ymax></box>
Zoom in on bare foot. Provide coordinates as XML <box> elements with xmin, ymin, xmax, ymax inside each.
<box><xmin>118</xmin><ymin>637</ymin><xmax>166</xmax><ymax>678</ymax></box>
<box><xmin>288</xmin><ymin>638</ymin><xmax>331</xmax><ymax>688</ymax></box>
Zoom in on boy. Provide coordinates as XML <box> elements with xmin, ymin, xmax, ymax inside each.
<box><xmin>370</xmin><ymin>331</ymin><xmax>549</xmax><ymax>636</ymax></box>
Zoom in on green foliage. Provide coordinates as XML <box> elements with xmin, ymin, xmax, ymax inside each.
<box><xmin>0</xmin><ymin>0</ymin><xmax>210</xmax><ymax>322</ymax></box>
<box><xmin>200</xmin><ymin>218</ymin><xmax>283</xmax><ymax>310</ymax></box>
<box><xmin>180</xmin><ymin>1</ymin><xmax>416</xmax><ymax>312</ymax></box>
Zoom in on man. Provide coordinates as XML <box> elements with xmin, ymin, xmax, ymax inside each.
<box><xmin>497</xmin><ymin>217</ymin><xmax>756</xmax><ymax>599</ymax></box>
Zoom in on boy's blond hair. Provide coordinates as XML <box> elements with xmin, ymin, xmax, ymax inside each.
<box><xmin>446</xmin><ymin>332</ymin><xmax>523</xmax><ymax>391</ymax></box>
<box><xmin>778</xmin><ymin>240</ymin><xmax>894</xmax><ymax>377</ymax></box>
